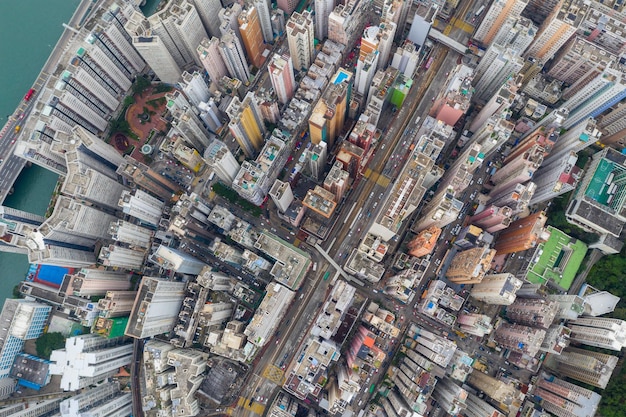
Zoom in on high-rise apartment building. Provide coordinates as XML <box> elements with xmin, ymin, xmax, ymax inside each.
<box><xmin>506</xmin><ymin>298</ymin><xmax>559</xmax><ymax>329</ymax></box>
<box><xmin>226</xmin><ymin>92</ymin><xmax>266</xmax><ymax>158</ymax></box>
<box><xmin>561</xmin><ymin>67</ymin><xmax>626</xmax><ymax>130</ymax></box>
<box><xmin>125</xmin><ymin>277</ymin><xmax>186</xmax><ymax>339</ymax></box>
<box><xmin>530</xmin><ymin>152</ymin><xmax>582</xmax><ymax>205</ymax></box>
<box><xmin>546</xmin><ymin>346</ymin><xmax>618</xmax><ymax>389</ymax></box>
<box><xmin>315</xmin><ymin>0</ymin><xmax>335</xmax><ymax>40</ymax></box>
<box><xmin>50</xmin><ymin>334</ymin><xmax>133</xmax><ymax>391</ymax></box>
<box><xmin>566</xmin><ymin>147</ymin><xmax>626</xmax><ymax>238</ymax></box>
<box><xmin>179</xmin><ymin>70</ymin><xmax>210</xmax><ymax>107</ymax></box>
<box><xmin>203</xmin><ymin>139</ymin><xmax>241</xmax><ymax>184</ymax></box>
<box><xmin>0</xmin><ymin>300</ymin><xmax>51</xmax><ymax>379</ymax></box>
<box><xmin>127</xmin><ymin>0</ymin><xmax>209</xmax><ymax>83</ymax></box>
<box><xmin>150</xmin><ymin>244</ymin><xmax>207</xmax><ymax>275</ymax></box>
<box><xmin>469</xmin><ymin>76</ymin><xmax>519</xmax><ymax>133</ymax></box>
<box><xmin>118</xmin><ymin>189</ymin><xmax>165</xmax><ymax>227</ymax></box>
<box><xmin>309</xmin><ymin>69</ymin><xmax>352</xmax><ymax>148</ymax></box>
<box><xmin>390</xmin><ymin>40</ymin><xmax>420</xmax><ymax>78</ymax></box>
<box><xmin>33</xmin><ymin>195</ymin><xmax>117</xmax><ymax>256</ymax></box>
<box><xmin>542</xmin><ymin>118</ymin><xmax>601</xmax><ymax>167</ymax></box>
<box><xmin>431</xmin><ymin>377</ymin><xmax>467</xmax><ymax>416</ymax></box>
<box><xmin>524</xmin><ymin>0</ymin><xmax>590</xmax><ymax>64</ymax></box>
<box><xmin>269</xmin><ymin>180</ymin><xmax>295</xmax><ymax>213</ymax></box>
<box><xmin>197</xmin><ymin>37</ymin><xmax>229</xmax><ymax>83</ymax></box>
<box><xmin>66</xmin><ymin>268</ymin><xmax>132</xmax><ymax>297</ymax></box>
<box><xmin>59</xmin><ymin>381</ymin><xmax>132</xmax><ymax>417</ymax></box>
<box><xmin>547</xmin><ymin>35</ymin><xmax>615</xmax><ymax>93</ymax></box>
<box><xmin>489</xmin><ymin>144</ymin><xmax>544</xmax><ymax>196</ymax></box>
<box><xmin>219</xmin><ymin>3</ymin><xmax>243</xmax><ymax>40</ymax></box>
<box><xmin>286</xmin><ymin>11</ymin><xmax>315</xmax><ymax>71</ymax></box>
<box><xmin>464</xmin><ymin>393</ymin><xmax>505</xmax><ymax>417</ymax></box>
<box><xmin>191</xmin><ymin>0</ymin><xmax>223</xmax><ymax>38</ymax></box>
<box><xmin>473</xmin><ymin>44</ymin><xmax>525</xmax><ymax>102</ymax></box>
<box><xmin>239</xmin><ymin>6</ymin><xmax>266</xmax><ymax>68</ymax></box>
<box><xmin>253</xmin><ymin>0</ymin><xmax>274</xmax><ymax>43</ymax></box>
<box><xmin>491</xmin><ymin>17</ymin><xmax>537</xmax><ymax>53</ymax></box>
<box><xmin>277</xmin><ymin>0</ymin><xmax>299</xmax><ymax>15</ymax></box>
<box><xmin>494</xmin><ymin>323</ymin><xmax>546</xmax><ymax>356</ymax></box>
<box><xmin>268</xmin><ymin>54</ymin><xmax>296</xmax><ymax>104</ymax></box>
<box><xmin>535</xmin><ymin>376</ymin><xmax>601</xmax><ymax>417</ymax></box>
<box><xmin>219</xmin><ymin>29</ymin><xmax>251</xmax><ymax>84</ymax></box>
<box><xmin>474</xmin><ymin>0</ymin><xmax>529</xmax><ymax>47</ymax></box>
<box><xmin>413</xmin><ymin>189</ymin><xmax>463</xmax><ymax>232</ymax></box>
<box><xmin>469</xmin><ymin>205</ymin><xmax>513</xmax><ymax>233</ymax></box>
<box><xmin>445</xmin><ymin>246</ymin><xmax>496</xmax><ymax>285</ymax></box>
<box><xmin>470</xmin><ymin>273</ymin><xmax>523</xmax><ymax>305</ymax></box>
<box><xmin>467</xmin><ymin>372</ymin><xmax>520</xmax><ymax>406</ymax></box>
<box><xmin>116</xmin><ymin>156</ymin><xmax>182</xmax><ymax>202</ymax></box>
<box><xmin>493</xmin><ymin>211</ymin><xmax>547</xmax><ymax>254</ymax></box>
<box><xmin>567</xmin><ymin>317</ymin><xmax>626</xmax><ymax>351</ymax></box>
<box><xmin>97</xmin><ymin>290</ymin><xmax>138</xmax><ymax>318</ymax></box>
<box><xmin>328</xmin><ymin>0</ymin><xmax>368</xmax><ymax>47</ymax></box>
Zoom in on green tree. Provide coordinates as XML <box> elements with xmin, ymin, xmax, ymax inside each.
<box><xmin>132</xmin><ymin>76</ymin><xmax>151</xmax><ymax>95</ymax></box>
<box><xmin>12</xmin><ymin>285</ymin><xmax>21</xmax><ymax>299</ymax></box>
<box><xmin>35</xmin><ymin>332</ymin><xmax>65</xmax><ymax>359</ymax></box>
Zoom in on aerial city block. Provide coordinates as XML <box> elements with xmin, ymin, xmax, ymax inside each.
<box><xmin>1</xmin><ymin>0</ymin><xmax>626</xmax><ymax>417</ymax></box>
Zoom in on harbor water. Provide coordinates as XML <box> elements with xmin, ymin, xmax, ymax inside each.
<box><xmin>0</xmin><ymin>0</ymin><xmax>79</xmax><ymax>306</ymax></box>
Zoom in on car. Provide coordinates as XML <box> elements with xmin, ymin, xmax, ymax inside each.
<box><xmin>434</xmin><ymin>259</ymin><xmax>442</xmax><ymax>266</ymax></box>
<box><xmin>431</xmin><ymin>97</ymin><xmax>435</xmax><ymax>101</ymax></box>
<box><xmin>477</xmin><ymin>177</ymin><xmax>484</xmax><ymax>185</ymax></box>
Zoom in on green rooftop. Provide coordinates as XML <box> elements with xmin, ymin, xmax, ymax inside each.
<box><xmin>525</xmin><ymin>226</ymin><xmax>587</xmax><ymax>290</ymax></box>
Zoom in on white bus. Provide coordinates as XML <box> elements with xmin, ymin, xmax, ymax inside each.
<box><xmin>475</xmin><ymin>5</ymin><xmax>485</xmax><ymax>16</ymax></box>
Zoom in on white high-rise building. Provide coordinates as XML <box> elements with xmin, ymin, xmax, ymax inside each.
<box><xmin>530</xmin><ymin>152</ymin><xmax>581</xmax><ymax>205</ymax></box>
<box><xmin>125</xmin><ymin>277</ymin><xmax>187</xmax><ymax>339</ymax></box>
<box><xmin>391</xmin><ymin>40</ymin><xmax>420</xmax><ymax>78</ymax></box>
<box><xmin>561</xmin><ymin>68</ymin><xmax>626</xmax><ymax>130</ymax></box>
<box><xmin>470</xmin><ymin>273</ymin><xmax>524</xmax><ymax>306</ymax></box>
<box><xmin>473</xmin><ymin>44</ymin><xmax>525</xmax><ymax>102</ymax></box>
<box><xmin>219</xmin><ymin>29</ymin><xmax>251</xmax><ymax>84</ymax></box>
<box><xmin>50</xmin><ymin>335</ymin><xmax>133</xmax><ymax>391</ymax></box>
<box><xmin>269</xmin><ymin>180</ymin><xmax>295</xmax><ymax>212</ymax></box>
<box><xmin>542</xmin><ymin>118</ymin><xmax>601</xmax><ymax>166</ymax></box>
<box><xmin>253</xmin><ymin>0</ymin><xmax>274</xmax><ymax>43</ymax></box>
<box><xmin>118</xmin><ymin>189</ymin><xmax>164</xmax><ymax>227</ymax></box>
<box><xmin>524</xmin><ymin>0</ymin><xmax>590</xmax><ymax>64</ymax></box>
<box><xmin>567</xmin><ymin>317</ymin><xmax>626</xmax><ymax>351</ymax></box>
<box><xmin>150</xmin><ymin>244</ymin><xmax>207</xmax><ymax>275</ymax></box>
<box><xmin>147</xmin><ymin>0</ymin><xmax>209</xmax><ymax>69</ymax></box>
<box><xmin>191</xmin><ymin>0</ymin><xmax>223</xmax><ymax>38</ymax></box>
<box><xmin>491</xmin><ymin>17</ymin><xmax>536</xmax><ymax>54</ymax></box>
<box><xmin>286</xmin><ymin>11</ymin><xmax>315</xmax><ymax>71</ymax></box>
<box><xmin>126</xmin><ymin>11</ymin><xmax>183</xmax><ymax>84</ymax></box>
<box><xmin>204</xmin><ymin>139</ymin><xmax>241</xmax><ymax>184</ymax></box>
<box><xmin>474</xmin><ymin>0</ymin><xmax>529</xmax><ymax>47</ymax></box>
<box><xmin>179</xmin><ymin>71</ymin><xmax>210</xmax><ymax>107</ymax></box>
<box><xmin>59</xmin><ymin>381</ymin><xmax>131</xmax><ymax>417</ymax></box>
<box><xmin>355</xmin><ymin>51</ymin><xmax>379</xmax><ymax>95</ymax></box>
<box><xmin>315</xmin><ymin>0</ymin><xmax>335</xmax><ymax>40</ymax></box>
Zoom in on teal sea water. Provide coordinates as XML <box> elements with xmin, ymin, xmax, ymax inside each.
<box><xmin>0</xmin><ymin>0</ymin><xmax>80</xmax><ymax>306</ymax></box>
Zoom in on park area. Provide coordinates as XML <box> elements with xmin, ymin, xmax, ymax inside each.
<box><xmin>108</xmin><ymin>77</ymin><xmax>171</xmax><ymax>164</ymax></box>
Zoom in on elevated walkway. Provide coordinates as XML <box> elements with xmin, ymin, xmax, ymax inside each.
<box><xmin>428</xmin><ymin>29</ymin><xmax>468</xmax><ymax>55</ymax></box>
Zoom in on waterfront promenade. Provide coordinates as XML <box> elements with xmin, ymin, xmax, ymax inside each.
<box><xmin>0</xmin><ymin>0</ymin><xmax>94</xmax><ymax>204</ymax></box>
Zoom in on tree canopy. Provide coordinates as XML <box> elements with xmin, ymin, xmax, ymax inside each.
<box><xmin>35</xmin><ymin>332</ymin><xmax>65</xmax><ymax>359</ymax></box>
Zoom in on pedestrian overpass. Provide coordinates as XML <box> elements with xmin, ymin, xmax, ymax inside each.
<box><xmin>428</xmin><ymin>28</ymin><xmax>468</xmax><ymax>55</ymax></box>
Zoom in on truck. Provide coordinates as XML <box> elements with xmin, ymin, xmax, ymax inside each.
<box><xmin>24</xmin><ymin>89</ymin><xmax>35</xmax><ymax>101</ymax></box>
